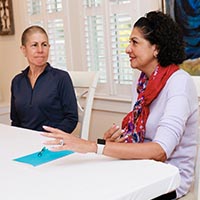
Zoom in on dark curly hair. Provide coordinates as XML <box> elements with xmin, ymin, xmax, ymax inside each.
<box><xmin>134</xmin><ymin>11</ymin><xmax>186</xmax><ymax>67</ymax></box>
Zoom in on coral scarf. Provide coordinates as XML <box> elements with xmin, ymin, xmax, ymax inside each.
<box><xmin>121</xmin><ymin>64</ymin><xmax>179</xmax><ymax>143</ymax></box>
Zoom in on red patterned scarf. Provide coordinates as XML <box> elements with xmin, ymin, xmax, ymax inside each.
<box><xmin>121</xmin><ymin>64</ymin><xmax>179</xmax><ymax>143</ymax></box>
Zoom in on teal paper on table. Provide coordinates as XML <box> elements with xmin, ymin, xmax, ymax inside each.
<box><xmin>13</xmin><ymin>148</ymin><xmax>74</xmax><ymax>167</ymax></box>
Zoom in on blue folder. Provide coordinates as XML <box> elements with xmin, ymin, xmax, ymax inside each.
<box><xmin>13</xmin><ymin>148</ymin><xmax>74</xmax><ymax>167</ymax></box>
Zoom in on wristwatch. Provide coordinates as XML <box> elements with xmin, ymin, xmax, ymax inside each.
<box><xmin>96</xmin><ymin>138</ymin><xmax>106</xmax><ymax>154</ymax></box>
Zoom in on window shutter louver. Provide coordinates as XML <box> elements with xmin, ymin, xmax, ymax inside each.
<box><xmin>26</xmin><ymin>0</ymin><xmax>67</xmax><ymax>70</ymax></box>
<box><xmin>82</xmin><ymin>0</ymin><xmax>134</xmax><ymax>96</ymax></box>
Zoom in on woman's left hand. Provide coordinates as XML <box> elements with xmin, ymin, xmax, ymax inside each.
<box><xmin>103</xmin><ymin>124</ymin><xmax>126</xmax><ymax>143</ymax></box>
<box><xmin>41</xmin><ymin>126</ymin><xmax>96</xmax><ymax>153</ymax></box>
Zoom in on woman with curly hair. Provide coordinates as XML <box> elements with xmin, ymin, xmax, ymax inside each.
<box><xmin>41</xmin><ymin>11</ymin><xmax>199</xmax><ymax>199</ymax></box>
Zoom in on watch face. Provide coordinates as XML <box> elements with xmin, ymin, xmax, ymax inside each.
<box><xmin>97</xmin><ymin>138</ymin><xmax>106</xmax><ymax>145</ymax></box>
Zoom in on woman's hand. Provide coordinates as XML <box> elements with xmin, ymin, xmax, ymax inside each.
<box><xmin>103</xmin><ymin>124</ymin><xmax>126</xmax><ymax>143</ymax></box>
<box><xmin>41</xmin><ymin>126</ymin><xmax>96</xmax><ymax>153</ymax></box>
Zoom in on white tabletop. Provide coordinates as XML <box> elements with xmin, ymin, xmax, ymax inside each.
<box><xmin>0</xmin><ymin>123</ymin><xmax>180</xmax><ymax>200</ymax></box>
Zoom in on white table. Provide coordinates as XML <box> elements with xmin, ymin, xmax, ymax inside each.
<box><xmin>0</xmin><ymin>123</ymin><xmax>180</xmax><ymax>200</ymax></box>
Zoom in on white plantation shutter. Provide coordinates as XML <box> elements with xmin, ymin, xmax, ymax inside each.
<box><xmin>47</xmin><ymin>19</ymin><xmax>66</xmax><ymax>68</ymax></box>
<box><xmin>110</xmin><ymin>13</ymin><xmax>132</xmax><ymax>84</ymax></box>
<box><xmin>27</xmin><ymin>0</ymin><xmax>41</xmax><ymax>15</ymax></box>
<box><xmin>82</xmin><ymin>0</ymin><xmax>137</xmax><ymax>97</ymax></box>
<box><xmin>25</xmin><ymin>0</ymin><xmax>67</xmax><ymax>70</ymax></box>
<box><xmin>84</xmin><ymin>15</ymin><xmax>106</xmax><ymax>82</ymax></box>
<box><xmin>46</xmin><ymin>0</ymin><xmax>62</xmax><ymax>12</ymax></box>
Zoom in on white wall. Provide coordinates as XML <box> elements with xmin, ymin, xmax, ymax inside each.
<box><xmin>0</xmin><ymin>0</ymin><xmax>27</xmax><ymax>104</ymax></box>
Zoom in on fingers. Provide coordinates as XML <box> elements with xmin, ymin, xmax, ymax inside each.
<box><xmin>43</xmin><ymin>125</ymin><xmax>64</xmax><ymax>134</ymax></box>
<box><xmin>41</xmin><ymin>125</ymin><xmax>67</xmax><ymax>139</ymax></box>
<box><xmin>49</xmin><ymin>145</ymin><xmax>65</xmax><ymax>151</ymax></box>
<box><xmin>41</xmin><ymin>135</ymin><xmax>67</xmax><ymax>151</ymax></box>
<box><xmin>103</xmin><ymin>124</ymin><xmax>125</xmax><ymax>143</ymax></box>
<box><xmin>117</xmin><ymin>134</ymin><xmax>126</xmax><ymax>143</ymax></box>
<box><xmin>43</xmin><ymin>138</ymin><xmax>61</xmax><ymax>146</ymax></box>
<box><xmin>41</xmin><ymin>126</ymin><xmax>68</xmax><ymax>150</ymax></box>
<box><xmin>110</xmin><ymin>129</ymin><xmax>125</xmax><ymax>142</ymax></box>
<box><xmin>103</xmin><ymin>124</ymin><xmax>120</xmax><ymax>140</ymax></box>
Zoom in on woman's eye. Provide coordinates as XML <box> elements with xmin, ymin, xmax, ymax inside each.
<box><xmin>129</xmin><ymin>39</ymin><xmax>137</xmax><ymax>45</ymax></box>
<box><xmin>132</xmin><ymin>40</ymin><xmax>137</xmax><ymax>44</ymax></box>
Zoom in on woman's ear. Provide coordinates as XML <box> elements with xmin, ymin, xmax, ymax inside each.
<box><xmin>20</xmin><ymin>45</ymin><xmax>27</xmax><ymax>57</ymax></box>
<box><xmin>153</xmin><ymin>45</ymin><xmax>159</xmax><ymax>58</ymax></box>
<box><xmin>154</xmin><ymin>51</ymin><xmax>158</xmax><ymax>58</ymax></box>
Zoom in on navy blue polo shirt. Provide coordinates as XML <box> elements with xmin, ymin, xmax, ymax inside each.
<box><xmin>11</xmin><ymin>63</ymin><xmax>78</xmax><ymax>133</ymax></box>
